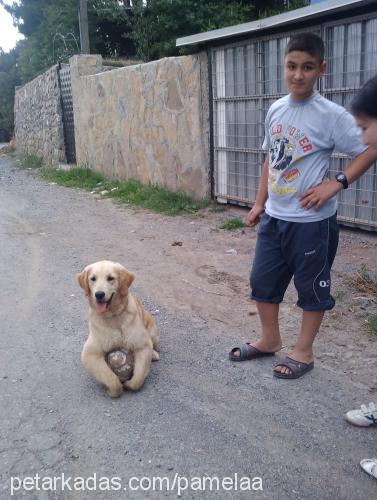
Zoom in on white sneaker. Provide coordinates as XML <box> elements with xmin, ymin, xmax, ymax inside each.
<box><xmin>345</xmin><ymin>402</ymin><xmax>377</xmax><ymax>427</ymax></box>
<box><xmin>360</xmin><ymin>458</ymin><xmax>377</xmax><ymax>479</ymax></box>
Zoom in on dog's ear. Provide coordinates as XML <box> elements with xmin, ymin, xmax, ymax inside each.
<box><xmin>77</xmin><ymin>269</ymin><xmax>90</xmax><ymax>296</ymax></box>
<box><xmin>118</xmin><ymin>268</ymin><xmax>135</xmax><ymax>296</ymax></box>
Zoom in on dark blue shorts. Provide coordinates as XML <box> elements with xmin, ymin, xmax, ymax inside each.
<box><xmin>250</xmin><ymin>213</ymin><xmax>339</xmax><ymax>311</ymax></box>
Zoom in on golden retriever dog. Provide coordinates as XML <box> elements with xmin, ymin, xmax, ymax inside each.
<box><xmin>77</xmin><ymin>260</ymin><xmax>159</xmax><ymax>397</ymax></box>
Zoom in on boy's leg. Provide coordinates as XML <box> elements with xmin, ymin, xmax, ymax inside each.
<box><xmin>254</xmin><ymin>302</ymin><xmax>282</xmax><ymax>351</ymax></box>
<box><xmin>274</xmin><ymin>310</ymin><xmax>324</xmax><ymax>375</ymax></box>
<box><xmin>275</xmin><ymin>214</ymin><xmax>338</xmax><ymax>375</ymax></box>
<box><xmin>230</xmin><ymin>214</ymin><xmax>291</xmax><ymax>359</ymax></box>
<box><xmin>231</xmin><ymin>302</ymin><xmax>282</xmax><ymax>358</ymax></box>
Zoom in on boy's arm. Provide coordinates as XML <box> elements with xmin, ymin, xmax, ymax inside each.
<box><xmin>300</xmin><ymin>147</ymin><xmax>377</xmax><ymax>210</ymax></box>
<box><xmin>245</xmin><ymin>156</ymin><xmax>269</xmax><ymax>227</ymax></box>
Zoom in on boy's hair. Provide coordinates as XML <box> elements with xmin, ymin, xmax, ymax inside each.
<box><xmin>285</xmin><ymin>33</ymin><xmax>325</xmax><ymax>62</ymax></box>
<box><xmin>351</xmin><ymin>75</ymin><xmax>377</xmax><ymax>119</ymax></box>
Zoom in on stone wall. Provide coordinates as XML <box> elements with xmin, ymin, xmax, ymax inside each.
<box><xmin>14</xmin><ymin>65</ymin><xmax>66</xmax><ymax>165</ymax></box>
<box><xmin>70</xmin><ymin>54</ymin><xmax>210</xmax><ymax>198</ymax></box>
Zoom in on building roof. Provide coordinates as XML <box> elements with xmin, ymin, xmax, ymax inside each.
<box><xmin>176</xmin><ymin>0</ymin><xmax>375</xmax><ymax>47</ymax></box>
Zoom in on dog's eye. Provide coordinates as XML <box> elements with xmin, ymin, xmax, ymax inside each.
<box><xmin>90</xmin><ymin>276</ymin><xmax>97</xmax><ymax>282</ymax></box>
<box><xmin>107</xmin><ymin>276</ymin><xmax>115</xmax><ymax>282</ymax></box>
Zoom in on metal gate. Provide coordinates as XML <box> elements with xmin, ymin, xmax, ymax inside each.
<box><xmin>58</xmin><ymin>63</ymin><xmax>76</xmax><ymax>164</ymax></box>
<box><xmin>210</xmin><ymin>13</ymin><xmax>377</xmax><ymax>230</ymax></box>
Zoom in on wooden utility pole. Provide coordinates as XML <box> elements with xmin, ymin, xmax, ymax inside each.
<box><xmin>78</xmin><ymin>0</ymin><xmax>90</xmax><ymax>54</ymax></box>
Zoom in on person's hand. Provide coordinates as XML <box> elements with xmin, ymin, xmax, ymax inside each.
<box><xmin>299</xmin><ymin>177</ymin><xmax>341</xmax><ymax>210</ymax></box>
<box><xmin>245</xmin><ymin>204</ymin><xmax>264</xmax><ymax>227</ymax></box>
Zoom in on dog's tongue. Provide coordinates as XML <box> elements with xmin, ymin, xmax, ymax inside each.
<box><xmin>96</xmin><ymin>302</ymin><xmax>108</xmax><ymax>313</ymax></box>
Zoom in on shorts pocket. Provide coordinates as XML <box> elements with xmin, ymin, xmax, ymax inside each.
<box><xmin>318</xmin><ymin>218</ymin><xmax>330</xmax><ymax>240</ymax></box>
<box><xmin>258</xmin><ymin>212</ymin><xmax>271</xmax><ymax>235</ymax></box>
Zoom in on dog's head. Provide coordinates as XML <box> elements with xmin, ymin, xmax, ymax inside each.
<box><xmin>77</xmin><ymin>261</ymin><xmax>135</xmax><ymax>315</ymax></box>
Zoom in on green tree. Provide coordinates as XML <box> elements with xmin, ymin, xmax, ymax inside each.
<box><xmin>3</xmin><ymin>0</ymin><xmax>80</xmax><ymax>82</ymax></box>
<box><xmin>0</xmin><ymin>0</ymin><xmax>308</xmax><ymax>139</ymax></box>
<box><xmin>89</xmin><ymin>0</ymin><xmax>309</xmax><ymax>62</ymax></box>
<box><xmin>0</xmin><ymin>48</ymin><xmax>20</xmax><ymax>139</ymax></box>
<box><xmin>3</xmin><ymin>0</ymin><xmax>309</xmax><ymax>75</ymax></box>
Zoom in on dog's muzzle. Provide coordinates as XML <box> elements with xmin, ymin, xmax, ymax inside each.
<box><xmin>94</xmin><ymin>291</ymin><xmax>113</xmax><ymax>313</ymax></box>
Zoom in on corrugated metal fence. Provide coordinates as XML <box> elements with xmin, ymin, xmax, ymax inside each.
<box><xmin>211</xmin><ymin>13</ymin><xmax>377</xmax><ymax>230</ymax></box>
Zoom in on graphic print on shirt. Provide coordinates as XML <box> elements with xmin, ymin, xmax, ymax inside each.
<box><xmin>268</xmin><ymin>123</ymin><xmax>313</xmax><ymax>197</ymax></box>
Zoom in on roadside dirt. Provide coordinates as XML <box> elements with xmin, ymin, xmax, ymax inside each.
<box><xmin>89</xmin><ymin>192</ymin><xmax>377</xmax><ymax>393</ymax></box>
<box><xmin>3</xmin><ymin>143</ymin><xmax>376</xmax><ymax>394</ymax></box>
<box><xmin>3</xmin><ymin>155</ymin><xmax>377</xmax><ymax>498</ymax></box>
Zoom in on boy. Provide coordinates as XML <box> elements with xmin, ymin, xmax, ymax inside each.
<box><xmin>345</xmin><ymin>75</ymin><xmax>377</xmax><ymax>479</ymax></box>
<box><xmin>229</xmin><ymin>33</ymin><xmax>377</xmax><ymax>379</ymax></box>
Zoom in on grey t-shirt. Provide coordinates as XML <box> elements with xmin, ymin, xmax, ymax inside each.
<box><xmin>262</xmin><ymin>91</ymin><xmax>366</xmax><ymax>222</ymax></box>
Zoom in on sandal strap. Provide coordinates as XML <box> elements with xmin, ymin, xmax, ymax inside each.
<box><xmin>238</xmin><ymin>343</ymin><xmax>257</xmax><ymax>357</ymax></box>
<box><xmin>275</xmin><ymin>357</ymin><xmax>311</xmax><ymax>373</ymax></box>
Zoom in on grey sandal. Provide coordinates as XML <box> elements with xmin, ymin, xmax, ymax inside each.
<box><xmin>229</xmin><ymin>343</ymin><xmax>276</xmax><ymax>362</ymax></box>
<box><xmin>273</xmin><ymin>356</ymin><xmax>314</xmax><ymax>379</ymax></box>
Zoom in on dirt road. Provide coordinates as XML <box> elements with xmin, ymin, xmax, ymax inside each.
<box><xmin>1</xmin><ymin>153</ymin><xmax>376</xmax><ymax>499</ymax></box>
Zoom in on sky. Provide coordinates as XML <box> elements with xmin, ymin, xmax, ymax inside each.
<box><xmin>0</xmin><ymin>2</ymin><xmax>23</xmax><ymax>53</ymax></box>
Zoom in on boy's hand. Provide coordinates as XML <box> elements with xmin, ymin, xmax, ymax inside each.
<box><xmin>299</xmin><ymin>177</ymin><xmax>341</xmax><ymax>210</ymax></box>
<box><xmin>245</xmin><ymin>204</ymin><xmax>264</xmax><ymax>227</ymax></box>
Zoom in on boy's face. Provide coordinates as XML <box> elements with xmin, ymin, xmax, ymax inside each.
<box><xmin>284</xmin><ymin>51</ymin><xmax>326</xmax><ymax>101</ymax></box>
<box><xmin>356</xmin><ymin>114</ymin><xmax>377</xmax><ymax>149</ymax></box>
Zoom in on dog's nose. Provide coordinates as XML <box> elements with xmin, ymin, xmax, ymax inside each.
<box><xmin>95</xmin><ymin>291</ymin><xmax>106</xmax><ymax>301</ymax></box>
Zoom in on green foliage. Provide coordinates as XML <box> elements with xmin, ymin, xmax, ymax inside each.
<box><xmin>0</xmin><ymin>48</ymin><xmax>20</xmax><ymax>139</ymax></box>
<box><xmin>0</xmin><ymin>0</ymin><xmax>308</xmax><ymax>138</ymax></box>
<box><xmin>38</xmin><ymin>166</ymin><xmax>210</xmax><ymax>215</ymax></box>
<box><xmin>368</xmin><ymin>315</ymin><xmax>377</xmax><ymax>336</ymax></box>
<box><xmin>333</xmin><ymin>290</ymin><xmax>345</xmax><ymax>301</ymax></box>
<box><xmin>88</xmin><ymin>0</ymin><xmax>309</xmax><ymax>61</ymax></box>
<box><xmin>368</xmin><ymin>314</ymin><xmax>377</xmax><ymax>335</ymax></box>
<box><xmin>350</xmin><ymin>264</ymin><xmax>377</xmax><ymax>298</ymax></box>
<box><xmin>5</xmin><ymin>0</ymin><xmax>81</xmax><ymax>82</ymax></box>
<box><xmin>18</xmin><ymin>154</ymin><xmax>43</xmax><ymax>169</ymax></box>
<box><xmin>208</xmin><ymin>204</ymin><xmax>228</xmax><ymax>213</ymax></box>
<box><xmin>219</xmin><ymin>217</ymin><xmax>245</xmax><ymax>230</ymax></box>
<box><xmin>3</xmin><ymin>0</ymin><xmax>310</xmax><ymax>75</ymax></box>
<box><xmin>127</xmin><ymin>0</ymin><xmax>256</xmax><ymax>61</ymax></box>
<box><xmin>40</xmin><ymin>166</ymin><xmax>104</xmax><ymax>189</ymax></box>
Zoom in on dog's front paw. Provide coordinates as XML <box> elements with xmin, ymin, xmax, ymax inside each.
<box><xmin>152</xmin><ymin>349</ymin><xmax>159</xmax><ymax>361</ymax></box>
<box><xmin>124</xmin><ymin>377</ymin><xmax>143</xmax><ymax>391</ymax></box>
<box><xmin>107</xmin><ymin>381</ymin><xmax>124</xmax><ymax>398</ymax></box>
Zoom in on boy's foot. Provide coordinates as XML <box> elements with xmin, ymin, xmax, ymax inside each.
<box><xmin>273</xmin><ymin>356</ymin><xmax>314</xmax><ymax>379</ymax></box>
<box><xmin>360</xmin><ymin>458</ymin><xmax>377</xmax><ymax>479</ymax></box>
<box><xmin>273</xmin><ymin>348</ymin><xmax>314</xmax><ymax>378</ymax></box>
<box><xmin>345</xmin><ymin>402</ymin><xmax>377</xmax><ymax>427</ymax></box>
<box><xmin>229</xmin><ymin>340</ymin><xmax>282</xmax><ymax>362</ymax></box>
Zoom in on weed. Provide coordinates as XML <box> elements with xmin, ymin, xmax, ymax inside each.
<box><xmin>40</xmin><ymin>166</ymin><xmax>105</xmax><ymax>190</ymax></box>
<box><xmin>219</xmin><ymin>218</ymin><xmax>245</xmax><ymax>230</ymax></box>
<box><xmin>349</xmin><ymin>264</ymin><xmax>377</xmax><ymax>298</ymax></box>
<box><xmin>334</xmin><ymin>291</ymin><xmax>345</xmax><ymax>301</ymax></box>
<box><xmin>208</xmin><ymin>204</ymin><xmax>228</xmax><ymax>213</ymax></box>
<box><xmin>368</xmin><ymin>315</ymin><xmax>377</xmax><ymax>335</ymax></box>
<box><xmin>18</xmin><ymin>155</ymin><xmax>43</xmax><ymax>169</ymax></box>
<box><xmin>106</xmin><ymin>181</ymin><xmax>209</xmax><ymax>215</ymax></box>
<box><xmin>37</xmin><ymin>166</ymin><xmax>209</xmax><ymax>215</ymax></box>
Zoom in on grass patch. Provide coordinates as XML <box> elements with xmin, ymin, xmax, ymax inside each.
<box><xmin>368</xmin><ymin>315</ymin><xmax>377</xmax><ymax>335</ymax></box>
<box><xmin>348</xmin><ymin>264</ymin><xmax>377</xmax><ymax>298</ymax></box>
<box><xmin>334</xmin><ymin>290</ymin><xmax>346</xmax><ymax>301</ymax></box>
<box><xmin>219</xmin><ymin>217</ymin><xmax>245</xmax><ymax>230</ymax></box>
<box><xmin>208</xmin><ymin>204</ymin><xmax>228</xmax><ymax>213</ymax></box>
<box><xmin>106</xmin><ymin>180</ymin><xmax>209</xmax><ymax>215</ymax></box>
<box><xmin>0</xmin><ymin>143</ymin><xmax>15</xmax><ymax>154</ymax></box>
<box><xmin>38</xmin><ymin>166</ymin><xmax>210</xmax><ymax>215</ymax></box>
<box><xmin>18</xmin><ymin>155</ymin><xmax>43</xmax><ymax>169</ymax></box>
<box><xmin>40</xmin><ymin>166</ymin><xmax>105</xmax><ymax>190</ymax></box>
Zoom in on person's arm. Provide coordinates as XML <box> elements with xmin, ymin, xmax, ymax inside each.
<box><xmin>245</xmin><ymin>156</ymin><xmax>269</xmax><ymax>226</ymax></box>
<box><xmin>299</xmin><ymin>147</ymin><xmax>377</xmax><ymax>210</ymax></box>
